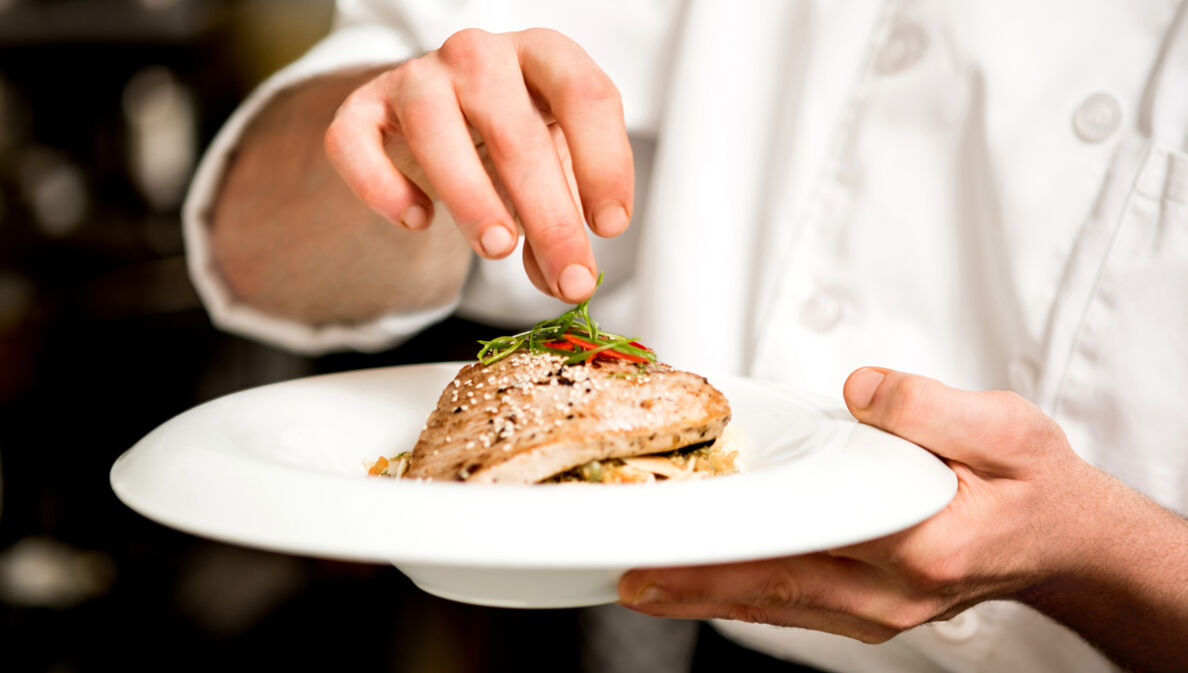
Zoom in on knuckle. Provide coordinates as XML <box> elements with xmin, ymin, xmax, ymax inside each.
<box><xmin>331</xmin><ymin>88</ymin><xmax>397</xmax><ymax>144</ymax></box>
<box><xmin>874</xmin><ymin>603</ymin><xmax>934</xmax><ymax>633</ymax></box>
<box><xmin>984</xmin><ymin>389</ymin><xmax>1057</xmax><ymax>449</ymax></box>
<box><xmin>559</xmin><ymin>69</ymin><xmax>621</xmax><ymax>109</ymax></box>
<box><xmin>350</xmin><ymin>174</ymin><xmax>387</xmax><ymax>209</ymax></box>
<box><xmin>392</xmin><ymin>56</ymin><xmax>433</xmax><ymax>87</ymax></box>
<box><xmin>396</xmin><ymin>92</ymin><xmax>438</xmax><ymax>134</ymax></box>
<box><xmin>885</xmin><ymin>375</ymin><xmax>931</xmax><ymax>429</ymax></box>
<box><xmin>480</xmin><ymin>120</ymin><xmax>531</xmax><ymax>160</ymax></box>
<box><xmin>322</xmin><ymin>116</ymin><xmax>375</xmax><ymax>171</ymax></box>
<box><xmin>517</xmin><ymin>28</ymin><xmax>590</xmax><ymax>65</ymax></box>
<box><xmin>1040</xmin><ymin>419</ymin><xmax>1072</xmax><ymax>453</ymax></box>
<box><xmin>322</xmin><ymin>117</ymin><xmax>348</xmax><ymax>158</ymax></box>
<box><xmin>517</xmin><ymin>28</ymin><xmax>621</xmax><ymax>108</ymax></box>
<box><xmin>328</xmin><ymin>91</ymin><xmax>377</xmax><ymax>135</ymax></box>
<box><xmin>321</xmin><ymin>125</ymin><xmax>398</xmax><ymax>213</ymax></box>
<box><xmin>438</xmin><ymin>28</ymin><xmax>502</xmax><ymax>70</ymax></box>
<box><xmin>985</xmin><ymin>389</ymin><xmax>1032</xmax><ymax>422</ymax></box>
<box><xmin>529</xmin><ymin>216</ymin><xmax>582</xmax><ymax>249</ymax></box>
<box><xmin>334</xmin><ymin>87</ymin><xmax>367</xmax><ymax>118</ymax></box>
<box><xmin>755</xmin><ymin>571</ymin><xmax>802</xmax><ymax>608</ymax></box>
<box><xmin>519</xmin><ymin>26</ymin><xmax>570</xmax><ymax>48</ymax></box>
<box><xmin>724</xmin><ymin>604</ymin><xmax>772</xmax><ymax>625</ymax></box>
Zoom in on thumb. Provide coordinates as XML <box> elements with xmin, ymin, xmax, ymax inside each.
<box><xmin>843</xmin><ymin>367</ymin><xmax>1049</xmax><ymax>477</ymax></box>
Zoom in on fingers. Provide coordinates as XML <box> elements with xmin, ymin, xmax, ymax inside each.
<box><xmin>324</xmin><ymin>97</ymin><xmax>434</xmax><ymax>229</ymax></box>
<box><xmin>521</xmin><ymin>240</ymin><xmax>551</xmax><ymax>295</ymax></box>
<box><xmin>440</xmin><ymin>28</ymin><xmax>598</xmax><ymax>302</ymax></box>
<box><xmin>327</xmin><ymin>28</ymin><xmax>632</xmax><ymax>302</ymax></box>
<box><xmin>618</xmin><ymin>556</ymin><xmax>901</xmax><ymax>619</ymax></box>
<box><xmin>624</xmin><ymin>601</ymin><xmax>900</xmax><ymax>645</ymax></box>
<box><xmin>328</xmin><ymin>66</ymin><xmax>518</xmax><ymax>262</ymax></box>
<box><xmin>386</xmin><ymin>62</ymin><xmax>521</xmax><ymax>261</ymax></box>
<box><xmin>514</xmin><ymin>28</ymin><xmax>634</xmax><ymax>237</ymax></box>
<box><xmin>842</xmin><ymin>367</ymin><xmax>1057</xmax><ymax>476</ymax></box>
<box><xmin>618</xmin><ymin>556</ymin><xmax>940</xmax><ymax>643</ymax></box>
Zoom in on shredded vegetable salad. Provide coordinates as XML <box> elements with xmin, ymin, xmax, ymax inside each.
<box><xmin>367</xmin><ymin>427</ymin><xmax>744</xmax><ymax>484</ymax></box>
<box><xmin>544</xmin><ymin>425</ymin><xmax>744</xmax><ymax>484</ymax></box>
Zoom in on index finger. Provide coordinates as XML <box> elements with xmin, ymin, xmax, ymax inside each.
<box><xmin>618</xmin><ymin>555</ymin><xmax>938</xmax><ymax>635</ymax></box>
<box><xmin>514</xmin><ymin>28</ymin><xmax>634</xmax><ymax>237</ymax></box>
<box><xmin>442</xmin><ymin>29</ymin><xmax>597</xmax><ymax>301</ymax></box>
<box><xmin>324</xmin><ymin>94</ymin><xmax>433</xmax><ymax>229</ymax></box>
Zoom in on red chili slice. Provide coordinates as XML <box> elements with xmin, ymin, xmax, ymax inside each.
<box><xmin>597</xmin><ymin>349</ymin><xmax>650</xmax><ymax>364</ymax></box>
<box><xmin>563</xmin><ymin>333</ymin><xmax>649</xmax><ymax>364</ymax></box>
<box><xmin>562</xmin><ymin>334</ymin><xmax>599</xmax><ymax>349</ymax></box>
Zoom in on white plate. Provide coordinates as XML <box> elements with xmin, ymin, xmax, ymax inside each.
<box><xmin>110</xmin><ymin>362</ymin><xmax>956</xmax><ymax>608</ymax></box>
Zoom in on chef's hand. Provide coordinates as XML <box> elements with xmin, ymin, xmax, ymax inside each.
<box><xmin>618</xmin><ymin>367</ymin><xmax>1095</xmax><ymax>643</ymax></box>
<box><xmin>324</xmin><ymin>28</ymin><xmax>633</xmax><ymax>303</ymax></box>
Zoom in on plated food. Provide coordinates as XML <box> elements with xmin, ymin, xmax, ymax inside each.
<box><xmin>112</xmin><ymin>361</ymin><xmax>957</xmax><ymax>607</ymax></box>
<box><xmin>369</xmin><ymin>282</ymin><xmax>738</xmax><ymax>484</ymax></box>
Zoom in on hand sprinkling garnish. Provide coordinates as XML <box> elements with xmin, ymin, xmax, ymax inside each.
<box><xmin>476</xmin><ymin>274</ymin><xmax>657</xmax><ymax>367</ymax></box>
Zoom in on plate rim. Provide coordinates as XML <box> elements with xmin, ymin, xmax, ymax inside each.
<box><xmin>110</xmin><ymin>362</ymin><xmax>957</xmax><ymax>569</ymax></box>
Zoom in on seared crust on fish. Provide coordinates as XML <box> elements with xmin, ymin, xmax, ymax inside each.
<box><xmin>405</xmin><ymin>353</ymin><xmax>731</xmax><ymax>484</ymax></box>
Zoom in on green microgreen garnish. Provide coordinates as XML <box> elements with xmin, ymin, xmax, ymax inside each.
<box><xmin>476</xmin><ymin>274</ymin><xmax>657</xmax><ymax>367</ymax></box>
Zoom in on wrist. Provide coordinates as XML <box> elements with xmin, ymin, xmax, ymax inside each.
<box><xmin>1014</xmin><ymin>462</ymin><xmax>1188</xmax><ymax>671</ymax></box>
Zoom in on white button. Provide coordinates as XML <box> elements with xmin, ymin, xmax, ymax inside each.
<box><xmin>929</xmin><ymin>610</ymin><xmax>979</xmax><ymax>643</ymax></box>
<box><xmin>1072</xmin><ymin>93</ymin><xmax>1121</xmax><ymax>142</ymax></box>
<box><xmin>1007</xmin><ymin>357</ymin><xmax>1040</xmax><ymax>396</ymax></box>
<box><xmin>874</xmin><ymin>21</ymin><xmax>929</xmax><ymax>75</ymax></box>
<box><xmin>800</xmin><ymin>289</ymin><xmax>846</xmax><ymax>332</ymax></box>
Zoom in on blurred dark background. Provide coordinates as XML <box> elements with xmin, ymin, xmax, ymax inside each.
<box><xmin>0</xmin><ymin>1</ymin><xmax>592</xmax><ymax>671</ymax></box>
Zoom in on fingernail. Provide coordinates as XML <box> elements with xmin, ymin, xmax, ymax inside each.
<box><xmin>849</xmin><ymin>368</ymin><xmax>885</xmax><ymax>410</ymax></box>
<box><xmin>479</xmin><ymin>225</ymin><xmax>515</xmax><ymax>257</ymax></box>
<box><xmin>593</xmin><ymin>203</ymin><xmax>628</xmax><ymax>237</ymax></box>
<box><xmin>401</xmin><ymin>204</ymin><xmax>428</xmax><ymax>230</ymax></box>
<box><xmin>558</xmin><ymin>264</ymin><xmax>595</xmax><ymax>302</ymax></box>
<box><xmin>630</xmin><ymin>583</ymin><xmax>667</xmax><ymax>605</ymax></box>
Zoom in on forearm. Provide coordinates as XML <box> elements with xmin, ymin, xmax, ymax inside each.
<box><xmin>1020</xmin><ymin>465</ymin><xmax>1188</xmax><ymax>673</ymax></box>
<box><xmin>209</xmin><ymin>67</ymin><xmax>471</xmax><ymax>325</ymax></box>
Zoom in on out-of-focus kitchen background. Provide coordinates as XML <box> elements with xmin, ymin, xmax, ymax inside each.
<box><xmin>0</xmin><ymin>1</ymin><xmax>597</xmax><ymax>671</ymax></box>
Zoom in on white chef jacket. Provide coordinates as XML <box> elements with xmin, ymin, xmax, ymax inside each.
<box><xmin>183</xmin><ymin>1</ymin><xmax>1188</xmax><ymax>671</ymax></box>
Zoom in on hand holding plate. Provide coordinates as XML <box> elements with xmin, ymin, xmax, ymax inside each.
<box><xmin>619</xmin><ymin>368</ymin><xmax>1101</xmax><ymax>642</ymax></box>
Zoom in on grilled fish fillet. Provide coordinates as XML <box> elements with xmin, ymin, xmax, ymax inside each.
<box><xmin>405</xmin><ymin>352</ymin><xmax>731</xmax><ymax>483</ymax></box>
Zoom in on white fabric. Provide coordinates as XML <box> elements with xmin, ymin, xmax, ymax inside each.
<box><xmin>183</xmin><ymin>0</ymin><xmax>1188</xmax><ymax>671</ymax></box>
